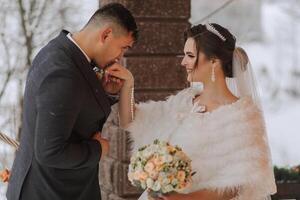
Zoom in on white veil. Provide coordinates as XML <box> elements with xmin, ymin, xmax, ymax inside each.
<box><xmin>226</xmin><ymin>47</ymin><xmax>276</xmax><ymax>200</ymax></box>
<box><xmin>226</xmin><ymin>47</ymin><xmax>262</xmax><ymax>109</ymax></box>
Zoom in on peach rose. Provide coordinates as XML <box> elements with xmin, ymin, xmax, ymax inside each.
<box><xmin>177</xmin><ymin>171</ymin><xmax>186</xmax><ymax>182</ymax></box>
<box><xmin>134</xmin><ymin>171</ymin><xmax>148</xmax><ymax>181</ymax></box>
<box><xmin>153</xmin><ymin>155</ymin><xmax>164</xmax><ymax>166</ymax></box>
<box><xmin>178</xmin><ymin>182</ymin><xmax>187</xmax><ymax>189</ymax></box>
<box><xmin>144</xmin><ymin>161</ymin><xmax>155</xmax><ymax>173</ymax></box>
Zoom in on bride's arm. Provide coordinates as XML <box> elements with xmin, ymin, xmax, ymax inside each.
<box><xmin>118</xmin><ymin>78</ymin><xmax>135</xmax><ymax>129</ymax></box>
<box><xmin>104</xmin><ymin>64</ymin><xmax>135</xmax><ymax>129</ymax></box>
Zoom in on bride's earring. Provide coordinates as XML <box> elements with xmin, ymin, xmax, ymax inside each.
<box><xmin>211</xmin><ymin>65</ymin><xmax>216</xmax><ymax>82</ymax></box>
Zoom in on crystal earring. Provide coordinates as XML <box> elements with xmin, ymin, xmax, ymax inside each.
<box><xmin>211</xmin><ymin>65</ymin><xmax>216</xmax><ymax>82</ymax></box>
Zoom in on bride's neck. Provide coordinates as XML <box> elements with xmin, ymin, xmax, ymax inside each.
<box><xmin>201</xmin><ymin>77</ymin><xmax>236</xmax><ymax>104</ymax></box>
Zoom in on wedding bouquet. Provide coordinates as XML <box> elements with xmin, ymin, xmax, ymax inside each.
<box><xmin>128</xmin><ymin>139</ymin><xmax>195</xmax><ymax>198</ymax></box>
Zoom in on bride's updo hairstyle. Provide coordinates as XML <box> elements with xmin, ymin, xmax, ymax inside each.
<box><xmin>184</xmin><ymin>23</ymin><xmax>237</xmax><ymax>78</ymax></box>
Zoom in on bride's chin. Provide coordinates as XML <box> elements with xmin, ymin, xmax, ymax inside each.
<box><xmin>187</xmin><ymin>75</ymin><xmax>193</xmax><ymax>82</ymax></box>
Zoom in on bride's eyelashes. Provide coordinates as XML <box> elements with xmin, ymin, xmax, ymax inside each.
<box><xmin>185</xmin><ymin>52</ymin><xmax>195</xmax><ymax>58</ymax></box>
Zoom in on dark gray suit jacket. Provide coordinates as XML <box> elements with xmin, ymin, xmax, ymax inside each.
<box><xmin>6</xmin><ymin>30</ymin><xmax>113</xmax><ymax>200</ymax></box>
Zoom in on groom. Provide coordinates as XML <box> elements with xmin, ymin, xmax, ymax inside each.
<box><xmin>6</xmin><ymin>3</ymin><xmax>138</xmax><ymax>200</ymax></box>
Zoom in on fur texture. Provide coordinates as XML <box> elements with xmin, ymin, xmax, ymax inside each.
<box><xmin>126</xmin><ymin>88</ymin><xmax>277</xmax><ymax>200</ymax></box>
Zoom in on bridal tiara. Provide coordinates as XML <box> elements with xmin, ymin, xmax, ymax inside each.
<box><xmin>205</xmin><ymin>23</ymin><xmax>226</xmax><ymax>42</ymax></box>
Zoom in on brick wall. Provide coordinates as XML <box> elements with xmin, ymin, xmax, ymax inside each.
<box><xmin>99</xmin><ymin>1</ymin><xmax>190</xmax><ymax>199</ymax></box>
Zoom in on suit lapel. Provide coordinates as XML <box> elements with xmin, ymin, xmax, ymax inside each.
<box><xmin>56</xmin><ymin>30</ymin><xmax>111</xmax><ymax>119</ymax></box>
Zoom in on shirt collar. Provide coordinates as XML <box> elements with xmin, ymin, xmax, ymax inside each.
<box><xmin>67</xmin><ymin>33</ymin><xmax>91</xmax><ymax>63</ymax></box>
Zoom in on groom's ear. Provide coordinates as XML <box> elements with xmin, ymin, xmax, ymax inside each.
<box><xmin>100</xmin><ymin>27</ymin><xmax>113</xmax><ymax>44</ymax></box>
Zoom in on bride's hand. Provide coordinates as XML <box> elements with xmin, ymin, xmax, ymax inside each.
<box><xmin>102</xmin><ymin>63</ymin><xmax>134</xmax><ymax>92</ymax></box>
<box><xmin>107</xmin><ymin>63</ymin><xmax>134</xmax><ymax>82</ymax></box>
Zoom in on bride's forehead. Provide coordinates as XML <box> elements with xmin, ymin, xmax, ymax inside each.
<box><xmin>184</xmin><ymin>38</ymin><xmax>197</xmax><ymax>52</ymax></box>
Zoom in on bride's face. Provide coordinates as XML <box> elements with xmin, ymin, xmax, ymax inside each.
<box><xmin>181</xmin><ymin>37</ymin><xmax>213</xmax><ymax>83</ymax></box>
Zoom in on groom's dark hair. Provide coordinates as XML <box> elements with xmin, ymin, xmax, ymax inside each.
<box><xmin>86</xmin><ymin>3</ymin><xmax>138</xmax><ymax>42</ymax></box>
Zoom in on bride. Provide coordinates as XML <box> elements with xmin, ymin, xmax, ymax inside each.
<box><xmin>111</xmin><ymin>23</ymin><xmax>277</xmax><ymax>200</ymax></box>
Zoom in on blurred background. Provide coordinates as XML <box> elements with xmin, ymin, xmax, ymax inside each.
<box><xmin>0</xmin><ymin>0</ymin><xmax>299</xmax><ymax>199</ymax></box>
<box><xmin>0</xmin><ymin>0</ymin><xmax>99</xmax><ymax>197</ymax></box>
<box><xmin>191</xmin><ymin>0</ymin><xmax>300</xmax><ymax>168</ymax></box>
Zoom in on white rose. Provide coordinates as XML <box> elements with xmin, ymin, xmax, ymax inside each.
<box><xmin>162</xmin><ymin>184</ymin><xmax>174</xmax><ymax>193</ymax></box>
<box><xmin>158</xmin><ymin>147</ymin><xmax>168</xmax><ymax>154</ymax></box>
<box><xmin>161</xmin><ymin>177</ymin><xmax>171</xmax><ymax>185</ymax></box>
<box><xmin>135</xmin><ymin>163</ymin><xmax>143</xmax><ymax>171</ymax></box>
<box><xmin>171</xmin><ymin>178</ymin><xmax>178</xmax><ymax>186</ymax></box>
<box><xmin>128</xmin><ymin>172</ymin><xmax>134</xmax><ymax>181</ymax></box>
<box><xmin>146</xmin><ymin>178</ymin><xmax>154</xmax><ymax>188</ymax></box>
<box><xmin>136</xmin><ymin>152</ymin><xmax>143</xmax><ymax>158</ymax></box>
<box><xmin>152</xmin><ymin>181</ymin><xmax>161</xmax><ymax>191</ymax></box>
<box><xmin>143</xmin><ymin>148</ymin><xmax>153</xmax><ymax>158</ymax></box>
<box><xmin>162</xmin><ymin>155</ymin><xmax>173</xmax><ymax>163</ymax></box>
<box><xmin>141</xmin><ymin>180</ymin><xmax>147</xmax><ymax>189</ymax></box>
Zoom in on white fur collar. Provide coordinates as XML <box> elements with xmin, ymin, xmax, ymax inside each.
<box><xmin>126</xmin><ymin>88</ymin><xmax>276</xmax><ymax>199</ymax></box>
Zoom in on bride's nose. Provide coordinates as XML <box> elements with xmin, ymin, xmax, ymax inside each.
<box><xmin>181</xmin><ymin>56</ymin><xmax>187</xmax><ymax>67</ymax></box>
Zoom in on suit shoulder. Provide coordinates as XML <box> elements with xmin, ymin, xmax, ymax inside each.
<box><xmin>30</xmin><ymin>40</ymin><xmax>83</xmax><ymax>82</ymax></box>
<box><xmin>33</xmin><ymin>40</ymin><xmax>74</xmax><ymax>70</ymax></box>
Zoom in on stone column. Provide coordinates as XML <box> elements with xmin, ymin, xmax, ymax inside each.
<box><xmin>99</xmin><ymin>1</ymin><xmax>190</xmax><ymax>200</ymax></box>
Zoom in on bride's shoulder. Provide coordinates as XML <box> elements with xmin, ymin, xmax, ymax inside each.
<box><xmin>210</xmin><ymin>96</ymin><xmax>260</xmax><ymax>116</ymax></box>
<box><xmin>230</xmin><ymin>96</ymin><xmax>263</xmax><ymax>117</ymax></box>
<box><xmin>238</xmin><ymin>96</ymin><xmax>259</xmax><ymax>108</ymax></box>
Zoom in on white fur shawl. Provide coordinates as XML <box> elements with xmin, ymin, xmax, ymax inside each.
<box><xmin>126</xmin><ymin>88</ymin><xmax>277</xmax><ymax>200</ymax></box>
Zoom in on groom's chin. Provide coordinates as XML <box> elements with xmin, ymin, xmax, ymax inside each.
<box><xmin>91</xmin><ymin>59</ymin><xmax>107</xmax><ymax>69</ymax></box>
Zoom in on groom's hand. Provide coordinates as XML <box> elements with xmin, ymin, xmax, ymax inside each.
<box><xmin>102</xmin><ymin>63</ymin><xmax>134</xmax><ymax>94</ymax></box>
<box><xmin>92</xmin><ymin>132</ymin><xmax>109</xmax><ymax>159</ymax></box>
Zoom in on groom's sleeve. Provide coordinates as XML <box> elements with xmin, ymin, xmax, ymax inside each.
<box><xmin>34</xmin><ymin>68</ymin><xmax>101</xmax><ymax>169</ymax></box>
